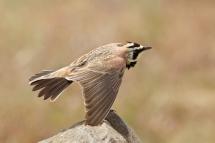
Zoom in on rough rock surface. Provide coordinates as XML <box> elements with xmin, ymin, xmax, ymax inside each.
<box><xmin>39</xmin><ymin>110</ymin><xmax>142</xmax><ymax>143</ymax></box>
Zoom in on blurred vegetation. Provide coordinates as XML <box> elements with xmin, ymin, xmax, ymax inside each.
<box><xmin>0</xmin><ymin>0</ymin><xmax>215</xmax><ymax>143</ymax></box>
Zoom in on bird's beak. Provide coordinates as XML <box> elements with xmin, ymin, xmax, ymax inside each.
<box><xmin>142</xmin><ymin>46</ymin><xmax>152</xmax><ymax>51</ymax></box>
<box><xmin>138</xmin><ymin>46</ymin><xmax>152</xmax><ymax>53</ymax></box>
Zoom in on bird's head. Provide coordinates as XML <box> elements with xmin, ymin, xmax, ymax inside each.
<box><xmin>125</xmin><ymin>42</ymin><xmax>152</xmax><ymax>69</ymax></box>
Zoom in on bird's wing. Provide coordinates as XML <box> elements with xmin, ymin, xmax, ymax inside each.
<box><xmin>67</xmin><ymin>66</ymin><xmax>124</xmax><ymax>126</ymax></box>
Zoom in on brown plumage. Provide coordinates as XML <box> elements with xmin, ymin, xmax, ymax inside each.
<box><xmin>29</xmin><ymin>42</ymin><xmax>151</xmax><ymax>126</ymax></box>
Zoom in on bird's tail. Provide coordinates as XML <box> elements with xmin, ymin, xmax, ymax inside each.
<box><xmin>29</xmin><ymin>69</ymin><xmax>73</xmax><ymax>101</ymax></box>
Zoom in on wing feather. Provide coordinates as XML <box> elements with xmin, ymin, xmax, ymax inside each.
<box><xmin>89</xmin><ymin>94</ymin><xmax>115</xmax><ymax>125</ymax></box>
<box><xmin>69</xmin><ymin>67</ymin><xmax>123</xmax><ymax>126</ymax></box>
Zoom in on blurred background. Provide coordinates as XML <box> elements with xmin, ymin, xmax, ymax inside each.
<box><xmin>0</xmin><ymin>0</ymin><xmax>215</xmax><ymax>143</ymax></box>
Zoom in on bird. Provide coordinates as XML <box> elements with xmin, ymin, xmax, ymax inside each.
<box><xmin>29</xmin><ymin>42</ymin><xmax>151</xmax><ymax>126</ymax></box>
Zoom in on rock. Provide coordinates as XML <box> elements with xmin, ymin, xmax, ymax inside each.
<box><xmin>39</xmin><ymin>110</ymin><xmax>142</xmax><ymax>143</ymax></box>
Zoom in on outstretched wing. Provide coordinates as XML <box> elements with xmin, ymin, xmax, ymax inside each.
<box><xmin>67</xmin><ymin>67</ymin><xmax>124</xmax><ymax>126</ymax></box>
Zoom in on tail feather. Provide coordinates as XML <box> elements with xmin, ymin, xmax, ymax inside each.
<box><xmin>50</xmin><ymin>80</ymin><xmax>71</xmax><ymax>100</ymax></box>
<box><xmin>29</xmin><ymin>70</ymin><xmax>73</xmax><ymax>101</ymax></box>
<box><xmin>32</xmin><ymin>78</ymin><xmax>56</xmax><ymax>91</ymax></box>
<box><xmin>37</xmin><ymin>78</ymin><xmax>64</xmax><ymax>97</ymax></box>
<box><xmin>29</xmin><ymin>70</ymin><xmax>53</xmax><ymax>82</ymax></box>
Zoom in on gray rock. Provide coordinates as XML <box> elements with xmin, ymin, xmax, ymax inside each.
<box><xmin>39</xmin><ymin>110</ymin><xmax>142</xmax><ymax>143</ymax></box>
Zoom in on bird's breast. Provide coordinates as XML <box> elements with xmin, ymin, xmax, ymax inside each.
<box><xmin>105</xmin><ymin>57</ymin><xmax>126</xmax><ymax>70</ymax></box>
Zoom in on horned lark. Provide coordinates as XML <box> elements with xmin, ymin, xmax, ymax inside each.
<box><xmin>29</xmin><ymin>42</ymin><xmax>151</xmax><ymax>126</ymax></box>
